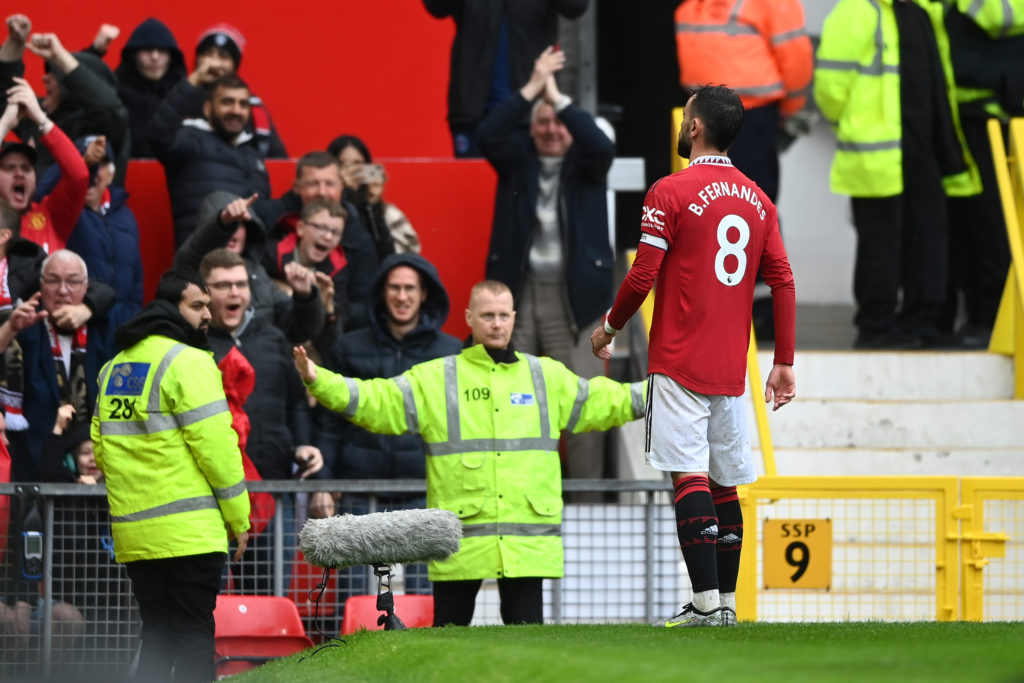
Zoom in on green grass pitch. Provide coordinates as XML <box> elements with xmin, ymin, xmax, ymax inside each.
<box><xmin>229</xmin><ymin>622</ymin><xmax>1024</xmax><ymax>683</ymax></box>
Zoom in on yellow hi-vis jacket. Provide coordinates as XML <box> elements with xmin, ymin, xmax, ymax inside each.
<box><xmin>954</xmin><ymin>0</ymin><xmax>1024</xmax><ymax>38</ymax></box>
<box><xmin>814</xmin><ymin>0</ymin><xmax>981</xmax><ymax>198</ymax></box>
<box><xmin>92</xmin><ymin>335</ymin><xmax>250</xmax><ymax>563</ymax></box>
<box><xmin>306</xmin><ymin>343</ymin><xmax>646</xmax><ymax>581</ymax></box>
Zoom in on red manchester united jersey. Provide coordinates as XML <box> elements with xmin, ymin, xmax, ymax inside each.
<box><xmin>608</xmin><ymin>155</ymin><xmax>795</xmax><ymax>395</ymax></box>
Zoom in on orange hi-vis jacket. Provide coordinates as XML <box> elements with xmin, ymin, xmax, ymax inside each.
<box><xmin>675</xmin><ymin>0</ymin><xmax>813</xmax><ymax>117</ymax></box>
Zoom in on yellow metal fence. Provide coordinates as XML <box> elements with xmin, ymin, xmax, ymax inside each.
<box><xmin>735</xmin><ymin>476</ymin><xmax>1022</xmax><ymax>622</ymax></box>
<box><xmin>988</xmin><ymin>118</ymin><xmax>1024</xmax><ymax>396</ymax></box>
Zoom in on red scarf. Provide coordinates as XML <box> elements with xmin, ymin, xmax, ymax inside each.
<box><xmin>217</xmin><ymin>347</ymin><xmax>276</xmax><ymax>535</ymax></box>
<box><xmin>46</xmin><ymin>318</ymin><xmax>90</xmax><ymax>425</ymax></box>
<box><xmin>0</xmin><ymin>257</ymin><xmax>11</xmax><ymax>313</ymax></box>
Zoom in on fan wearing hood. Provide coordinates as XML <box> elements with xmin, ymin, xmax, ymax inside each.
<box><xmin>112</xmin><ymin>18</ymin><xmax>187</xmax><ymax>159</ymax></box>
<box><xmin>311</xmin><ymin>253</ymin><xmax>462</xmax><ymax>515</ymax></box>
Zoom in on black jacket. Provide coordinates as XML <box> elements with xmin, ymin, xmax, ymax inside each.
<box><xmin>207</xmin><ymin>312</ymin><xmax>313</xmax><ymax>481</ymax></box>
<box><xmin>2</xmin><ymin>52</ymin><xmax>129</xmax><ymax>186</ymax></box>
<box><xmin>478</xmin><ymin>92</ymin><xmax>615</xmax><ymax>333</ymax></box>
<box><xmin>423</xmin><ymin>0</ymin><xmax>588</xmax><ymax>125</ymax></box>
<box><xmin>944</xmin><ymin>5</ymin><xmax>1024</xmax><ymax>118</ymax></box>
<box><xmin>254</xmin><ymin>190</ymin><xmax>378</xmax><ymax>334</ymax></box>
<box><xmin>149</xmin><ymin>78</ymin><xmax>271</xmax><ymax>247</ymax></box>
<box><xmin>115</xmin><ymin>17</ymin><xmax>188</xmax><ymax>159</ymax></box>
<box><xmin>319</xmin><ymin>252</ymin><xmax>462</xmax><ymax>481</ymax></box>
<box><xmin>174</xmin><ymin>190</ymin><xmax>325</xmax><ymax>343</ymax></box>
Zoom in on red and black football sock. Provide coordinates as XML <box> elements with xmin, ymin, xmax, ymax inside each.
<box><xmin>673</xmin><ymin>474</ymin><xmax>718</xmax><ymax>593</ymax></box>
<box><xmin>712</xmin><ymin>485</ymin><xmax>742</xmax><ymax>593</ymax></box>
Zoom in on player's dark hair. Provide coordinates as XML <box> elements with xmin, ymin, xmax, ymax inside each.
<box><xmin>689</xmin><ymin>85</ymin><xmax>745</xmax><ymax>152</ymax></box>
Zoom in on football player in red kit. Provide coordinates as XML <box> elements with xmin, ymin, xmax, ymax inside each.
<box><xmin>591</xmin><ymin>85</ymin><xmax>796</xmax><ymax>627</ymax></box>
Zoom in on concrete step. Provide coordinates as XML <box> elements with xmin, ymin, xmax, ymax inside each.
<box><xmin>748</xmin><ymin>398</ymin><xmax>1024</xmax><ymax>449</ymax></box>
<box><xmin>756</xmin><ymin>447</ymin><xmax>1024</xmax><ymax>477</ymax></box>
<box><xmin>753</xmin><ymin>351</ymin><xmax>1014</xmax><ymax>401</ymax></box>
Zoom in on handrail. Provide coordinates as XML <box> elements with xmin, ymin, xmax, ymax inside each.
<box><xmin>986</xmin><ymin>118</ymin><xmax>1024</xmax><ymax>397</ymax></box>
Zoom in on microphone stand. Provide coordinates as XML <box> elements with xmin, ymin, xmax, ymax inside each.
<box><xmin>372</xmin><ymin>563</ymin><xmax>406</xmax><ymax>631</ymax></box>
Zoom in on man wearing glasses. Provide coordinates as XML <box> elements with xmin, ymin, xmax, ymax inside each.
<box><xmin>261</xmin><ymin>198</ymin><xmax>357</xmax><ymax>356</ymax></box>
<box><xmin>0</xmin><ymin>249</ymin><xmax>109</xmax><ymax>481</ymax></box>
<box><xmin>199</xmin><ymin>247</ymin><xmax>321</xmax><ymax>592</ymax></box>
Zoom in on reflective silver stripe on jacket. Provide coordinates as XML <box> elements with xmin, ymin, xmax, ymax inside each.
<box><xmin>110</xmin><ymin>495</ymin><xmax>219</xmax><ymax>523</ymax></box>
<box><xmin>150</xmin><ymin>344</ymin><xmax>187</xmax><ymax>410</ymax></box>
<box><xmin>99</xmin><ymin>343</ymin><xmax>230</xmax><ymax>436</ymax></box>
<box><xmin>342</xmin><ymin>377</ymin><xmax>359</xmax><ymax>418</ymax></box>
<box><xmin>461</xmin><ymin>522</ymin><xmax>562</xmax><ymax>538</ymax></box>
<box><xmin>732</xmin><ymin>82</ymin><xmax>785</xmax><ymax>96</ymax></box>
<box><xmin>564</xmin><ymin>376</ymin><xmax>589</xmax><ymax>434</ymax></box>
<box><xmin>426</xmin><ymin>353</ymin><xmax>556</xmax><ymax>456</ymax></box>
<box><xmin>675</xmin><ymin>21</ymin><xmax>759</xmax><ymax>36</ymax></box>
<box><xmin>526</xmin><ymin>356</ymin><xmax>551</xmax><ymax>438</ymax></box>
<box><xmin>426</xmin><ymin>436</ymin><xmax>560</xmax><ymax>457</ymax></box>
<box><xmin>391</xmin><ymin>374</ymin><xmax>419</xmax><ymax>435</ymax></box>
<box><xmin>212</xmin><ymin>478</ymin><xmax>247</xmax><ymax>501</ymax></box>
<box><xmin>443</xmin><ymin>355</ymin><xmax>460</xmax><ymax>441</ymax></box>
<box><xmin>772</xmin><ymin>27</ymin><xmax>807</xmax><ymax>45</ymax></box>
<box><xmin>99</xmin><ymin>399</ymin><xmax>229</xmax><ymax>436</ymax></box>
<box><xmin>817</xmin><ymin>0</ymin><xmax>898</xmax><ymax>77</ymax></box>
<box><xmin>836</xmin><ymin>140</ymin><xmax>901</xmax><ymax>152</ymax></box>
<box><xmin>816</xmin><ymin>58</ymin><xmax>899</xmax><ymax>76</ymax></box>
<box><xmin>966</xmin><ymin>0</ymin><xmax>1015</xmax><ymax>36</ymax></box>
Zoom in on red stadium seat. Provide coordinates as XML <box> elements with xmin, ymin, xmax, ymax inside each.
<box><xmin>214</xmin><ymin>595</ymin><xmax>314</xmax><ymax>676</ymax></box>
<box><xmin>289</xmin><ymin>550</ymin><xmax>337</xmax><ymax>618</ymax></box>
<box><xmin>340</xmin><ymin>594</ymin><xmax>434</xmax><ymax>635</ymax></box>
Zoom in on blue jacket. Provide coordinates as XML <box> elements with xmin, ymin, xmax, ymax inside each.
<box><xmin>9</xmin><ymin>320</ymin><xmax>108</xmax><ymax>482</ymax></box>
<box><xmin>37</xmin><ymin>163</ymin><xmax>144</xmax><ymax>351</ymax></box>
<box><xmin>319</xmin><ymin>253</ymin><xmax>462</xmax><ymax>482</ymax></box>
<box><xmin>477</xmin><ymin>92</ymin><xmax>615</xmax><ymax>334</ymax></box>
<box><xmin>64</xmin><ymin>187</ymin><xmax>144</xmax><ymax>352</ymax></box>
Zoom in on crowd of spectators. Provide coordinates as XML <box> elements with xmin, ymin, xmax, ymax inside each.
<box><xmin>1</xmin><ymin>0</ymin><xmax>1020</xmax><ymax>656</ymax></box>
<box><xmin>0</xmin><ymin>12</ymin><xmax>432</xmax><ymax>649</ymax></box>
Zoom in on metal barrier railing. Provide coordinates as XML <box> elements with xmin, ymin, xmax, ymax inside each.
<box><xmin>987</xmin><ymin>117</ymin><xmax>1024</xmax><ymax>396</ymax></box>
<box><xmin>0</xmin><ymin>479</ymin><xmax>678</xmax><ymax>681</ymax></box>
<box><xmin>3</xmin><ymin>476</ymin><xmax>1021</xmax><ymax>680</ymax></box>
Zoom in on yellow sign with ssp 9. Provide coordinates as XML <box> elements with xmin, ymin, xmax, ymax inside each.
<box><xmin>763</xmin><ymin>519</ymin><xmax>832</xmax><ymax>589</ymax></box>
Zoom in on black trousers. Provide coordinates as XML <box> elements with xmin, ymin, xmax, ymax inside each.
<box><xmin>125</xmin><ymin>552</ymin><xmax>226</xmax><ymax>683</ymax></box>
<box><xmin>945</xmin><ymin>112</ymin><xmax>1011</xmax><ymax>331</ymax></box>
<box><xmin>728</xmin><ymin>104</ymin><xmax>780</xmax><ymax>203</ymax></box>
<box><xmin>851</xmin><ymin>153</ymin><xmax>948</xmax><ymax>337</ymax></box>
<box><xmin>432</xmin><ymin>577</ymin><xmax>543</xmax><ymax>626</ymax></box>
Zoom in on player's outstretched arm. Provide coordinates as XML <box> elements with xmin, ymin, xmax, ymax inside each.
<box><xmin>765</xmin><ymin>363</ymin><xmax>796</xmax><ymax>411</ymax></box>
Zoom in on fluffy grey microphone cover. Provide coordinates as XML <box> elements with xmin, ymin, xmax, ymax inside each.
<box><xmin>299</xmin><ymin>508</ymin><xmax>463</xmax><ymax>569</ymax></box>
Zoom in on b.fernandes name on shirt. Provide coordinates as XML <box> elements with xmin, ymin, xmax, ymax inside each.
<box><xmin>688</xmin><ymin>182</ymin><xmax>766</xmax><ymax>220</ymax></box>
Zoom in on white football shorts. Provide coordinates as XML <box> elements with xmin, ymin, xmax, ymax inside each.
<box><xmin>644</xmin><ymin>373</ymin><xmax>756</xmax><ymax>487</ymax></box>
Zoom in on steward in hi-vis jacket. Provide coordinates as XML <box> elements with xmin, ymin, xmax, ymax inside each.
<box><xmin>295</xmin><ymin>280</ymin><xmax>645</xmax><ymax>626</ymax></box>
<box><xmin>92</xmin><ymin>274</ymin><xmax>249</xmax><ymax>682</ymax></box>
